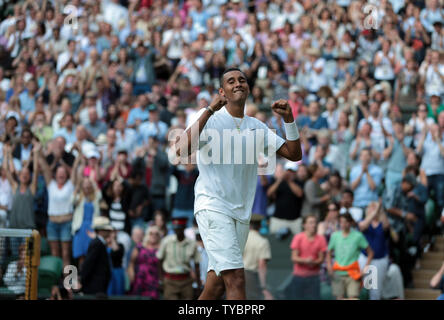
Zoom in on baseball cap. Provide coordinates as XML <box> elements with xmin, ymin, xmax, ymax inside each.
<box><xmin>171</xmin><ymin>217</ymin><xmax>188</xmax><ymax>229</ymax></box>
<box><xmin>289</xmin><ymin>85</ymin><xmax>301</xmax><ymax>93</ymax></box>
<box><xmin>197</xmin><ymin>91</ymin><xmax>212</xmax><ymax>103</ymax></box>
<box><xmin>148</xmin><ymin>104</ymin><xmax>158</xmax><ymax>112</ymax></box>
<box><xmin>86</xmin><ymin>149</ymin><xmax>100</xmax><ymax>159</ymax></box>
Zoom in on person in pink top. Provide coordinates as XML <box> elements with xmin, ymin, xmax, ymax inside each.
<box><xmin>226</xmin><ymin>0</ymin><xmax>248</xmax><ymax>28</ymax></box>
<box><xmin>289</xmin><ymin>215</ymin><xmax>327</xmax><ymax>300</ymax></box>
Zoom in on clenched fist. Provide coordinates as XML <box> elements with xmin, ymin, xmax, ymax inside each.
<box><xmin>209</xmin><ymin>94</ymin><xmax>228</xmax><ymax>112</ymax></box>
<box><xmin>271</xmin><ymin>99</ymin><xmax>293</xmax><ymax>122</ymax></box>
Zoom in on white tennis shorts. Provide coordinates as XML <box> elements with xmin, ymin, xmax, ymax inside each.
<box><xmin>195</xmin><ymin>209</ymin><xmax>250</xmax><ymax>276</ymax></box>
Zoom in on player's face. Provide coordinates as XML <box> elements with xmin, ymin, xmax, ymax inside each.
<box><xmin>220</xmin><ymin>71</ymin><xmax>249</xmax><ymax>103</ymax></box>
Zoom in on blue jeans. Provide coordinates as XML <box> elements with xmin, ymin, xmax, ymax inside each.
<box><xmin>46</xmin><ymin>220</ymin><xmax>72</xmax><ymax>242</ymax></box>
<box><xmin>129</xmin><ymin>217</ymin><xmax>146</xmax><ymax>231</ymax></box>
<box><xmin>289</xmin><ymin>275</ymin><xmax>321</xmax><ymax>300</ymax></box>
<box><xmin>427</xmin><ymin>174</ymin><xmax>444</xmax><ymax>210</ymax></box>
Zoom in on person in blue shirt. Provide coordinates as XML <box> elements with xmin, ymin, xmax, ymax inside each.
<box><xmin>126</xmin><ymin>95</ymin><xmax>150</xmax><ymax>128</ymax></box>
<box><xmin>137</xmin><ymin>104</ymin><xmax>169</xmax><ymax>145</ymax></box>
<box><xmin>19</xmin><ymin>78</ymin><xmax>38</xmax><ymax>115</ymax></box>
<box><xmin>383</xmin><ymin>119</ymin><xmax>413</xmax><ymax>197</ymax></box>
<box><xmin>297</xmin><ymin>101</ymin><xmax>328</xmax><ymax>146</ymax></box>
<box><xmin>349</xmin><ymin>147</ymin><xmax>383</xmax><ymax>209</ymax></box>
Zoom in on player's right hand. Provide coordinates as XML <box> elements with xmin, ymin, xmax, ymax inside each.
<box><xmin>209</xmin><ymin>94</ymin><xmax>227</xmax><ymax>112</ymax></box>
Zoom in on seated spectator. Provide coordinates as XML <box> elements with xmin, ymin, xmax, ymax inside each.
<box><xmin>289</xmin><ymin>215</ymin><xmax>327</xmax><ymax>300</ymax></box>
<box><xmin>2</xmin><ymin>243</ymin><xmax>26</xmax><ymax>298</ymax></box>
<box><xmin>327</xmin><ymin>212</ymin><xmax>374</xmax><ymax>300</ymax></box>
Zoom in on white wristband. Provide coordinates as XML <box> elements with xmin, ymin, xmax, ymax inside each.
<box><xmin>284</xmin><ymin>121</ymin><xmax>300</xmax><ymax>140</ymax></box>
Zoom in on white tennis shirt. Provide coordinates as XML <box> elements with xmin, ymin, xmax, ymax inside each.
<box><xmin>187</xmin><ymin>107</ymin><xmax>285</xmax><ymax>224</ymax></box>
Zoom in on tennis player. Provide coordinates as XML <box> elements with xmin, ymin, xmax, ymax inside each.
<box><xmin>175</xmin><ymin>68</ymin><xmax>302</xmax><ymax>300</ymax></box>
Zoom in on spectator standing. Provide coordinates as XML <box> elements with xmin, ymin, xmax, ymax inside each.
<box><xmin>80</xmin><ymin>216</ymin><xmax>113</xmax><ymax>297</ymax></box>
<box><xmin>243</xmin><ymin>215</ymin><xmax>273</xmax><ymax>300</ymax></box>
<box><xmin>156</xmin><ymin>217</ymin><xmax>202</xmax><ymax>300</ymax></box>
<box><xmin>128</xmin><ymin>225</ymin><xmax>161</xmax><ymax>299</ymax></box>
<box><xmin>358</xmin><ymin>201</ymin><xmax>391</xmax><ymax>300</ymax></box>
<box><xmin>327</xmin><ymin>213</ymin><xmax>374</xmax><ymax>300</ymax></box>
<box><xmin>290</xmin><ymin>215</ymin><xmax>327</xmax><ymax>300</ymax></box>
<box><xmin>301</xmin><ymin>163</ymin><xmax>330</xmax><ymax>220</ymax></box>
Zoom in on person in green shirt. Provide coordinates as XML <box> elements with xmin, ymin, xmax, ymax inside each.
<box><xmin>31</xmin><ymin>112</ymin><xmax>54</xmax><ymax>148</ymax></box>
<box><xmin>326</xmin><ymin>212</ymin><xmax>374</xmax><ymax>299</ymax></box>
<box><xmin>427</xmin><ymin>94</ymin><xmax>444</xmax><ymax>123</ymax></box>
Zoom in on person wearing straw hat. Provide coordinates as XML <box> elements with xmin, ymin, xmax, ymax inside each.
<box><xmin>80</xmin><ymin>216</ymin><xmax>114</xmax><ymax>296</ymax></box>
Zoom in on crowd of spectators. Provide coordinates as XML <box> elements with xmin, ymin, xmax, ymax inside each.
<box><xmin>0</xmin><ymin>0</ymin><xmax>443</xmax><ymax>300</ymax></box>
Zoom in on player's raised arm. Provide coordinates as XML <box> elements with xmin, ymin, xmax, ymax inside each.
<box><xmin>272</xmin><ymin>99</ymin><xmax>303</xmax><ymax>162</ymax></box>
<box><xmin>174</xmin><ymin>94</ymin><xmax>227</xmax><ymax>157</ymax></box>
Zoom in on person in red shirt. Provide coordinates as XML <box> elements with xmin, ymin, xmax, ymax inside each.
<box><xmin>288</xmin><ymin>85</ymin><xmax>305</xmax><ymax>120</ymax></box>
<box><xmin>289</xmin><ymin>214</ymin><xmax>327</xmax><ymax>299</ymax></box>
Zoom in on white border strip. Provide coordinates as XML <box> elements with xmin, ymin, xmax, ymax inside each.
<box><xmin>0</xmin><ymin>228</ymin><xmax>33</xmax><ymax>237</ymax></box>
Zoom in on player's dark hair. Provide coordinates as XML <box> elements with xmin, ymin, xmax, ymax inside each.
<box><xmin>220</xmin><ymin>68</ymin><xmax>247</xmax><ymax>87</ymax></box>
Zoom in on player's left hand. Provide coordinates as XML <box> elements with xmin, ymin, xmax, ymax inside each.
<box><xmin>271</xmin><ymin>99</ymin><xmax>293</xmax><ymax>122</ymax></box>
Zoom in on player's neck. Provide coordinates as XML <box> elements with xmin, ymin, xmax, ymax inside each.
<box><xmin>226</xmin><ymin>103</ymin><xmax>245</xmax><ymax>118</ymax></box>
